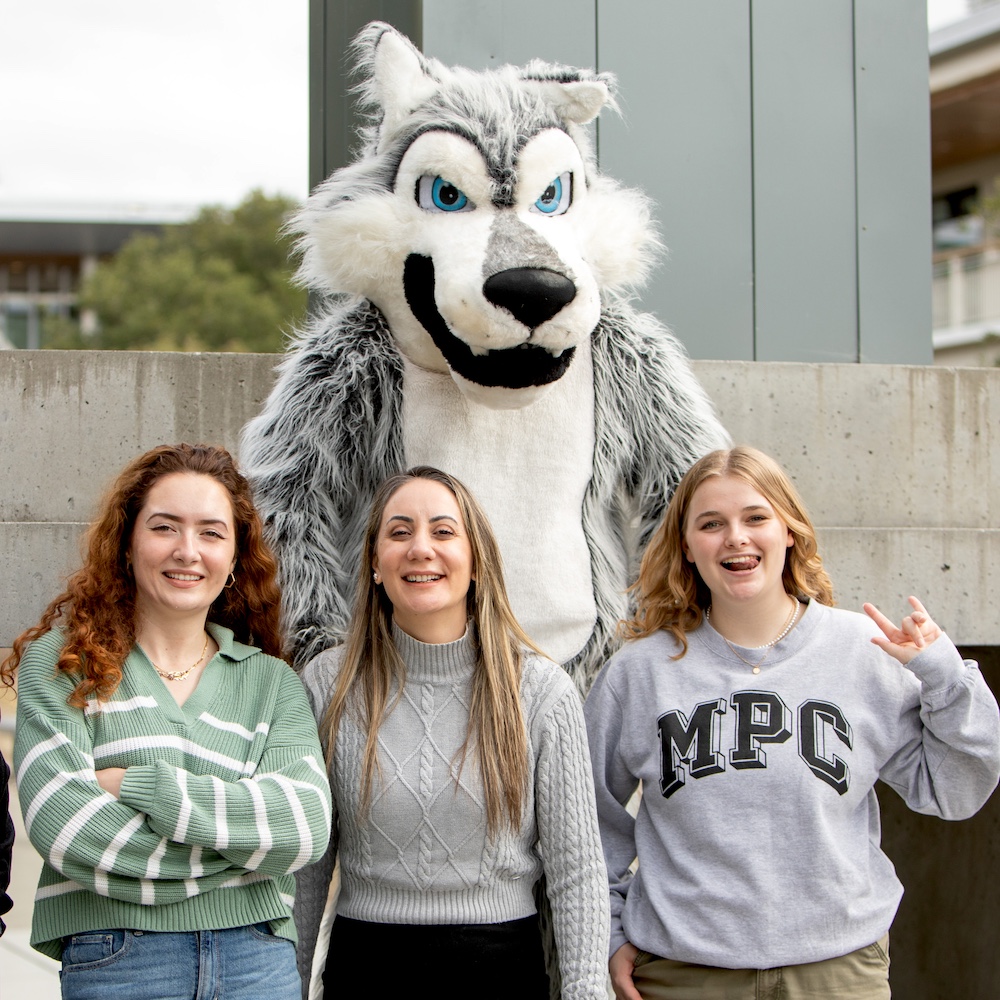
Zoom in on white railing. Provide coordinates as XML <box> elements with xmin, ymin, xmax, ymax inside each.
<box><xmin>932</xmin><ymin>244</ymin><xmax>1000</xmax><ymax>332</ymax></box>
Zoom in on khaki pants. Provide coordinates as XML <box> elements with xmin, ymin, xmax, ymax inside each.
<box><xmin>631</xmin><ymin>935</ymin><xmax>890</xmax><ymax>1000</ymax></box>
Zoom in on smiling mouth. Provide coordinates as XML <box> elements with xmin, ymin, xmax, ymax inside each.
<box><xmin>405</xmin><ymin>574</ymin><xmax>443</xmax><ymax>583</ymax></box>
<box><xmin>164</xmin><ymin>572</ymin><xmax>203</xmax><ymax>582</ymax></box>
<box><xmin>721</xmin><ymin>556</ymin><xmax>760</xmax><ymax>572</ymax></box>
<box><xmin>402</xmin><ymin>254</ymin><xmax>576</xmax><ymax>389</ymax></box>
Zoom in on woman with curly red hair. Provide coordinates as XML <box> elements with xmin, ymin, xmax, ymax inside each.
<box><xmin>2</xmin><ymin>443</ymin><xmax>331</xmax><ymax>1000</ymax></box>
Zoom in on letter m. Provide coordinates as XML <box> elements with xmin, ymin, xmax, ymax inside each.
<box><xmin>658</xmin><ymin>699</ymin><xmax>727</xmax><ymax>799</ymax></box>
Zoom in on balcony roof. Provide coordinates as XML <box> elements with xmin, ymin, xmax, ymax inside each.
<box><xmin>0</xmin><ymin>203</ymin><xmax>191</xmax><ymax>258</ymax></box>
<box><xmin>931</xmin><ymin>5</ymin><xmax>1000</xmax><ymax>172</ymax></box>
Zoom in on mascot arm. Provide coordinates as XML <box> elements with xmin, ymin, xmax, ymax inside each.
<box><xmin>592</xmin><ymin>306</ymin><xmax>731</xmax><ymax>569</ymax></box>
<box><xmin>241</xmin><ymin>301</ymin><xmax>405</xmax><ymax>667</ymax></box>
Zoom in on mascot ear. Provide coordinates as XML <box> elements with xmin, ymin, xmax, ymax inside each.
<box><xmin>370</xmin><ymin>25</ymin><xmax>441</xmax><ymax>139</ymax></box>
<box><xmin>530</xmin><ymin>79</ymin><xmax>611</xmax><ymax>124</ymax></box>
<box><xmin>520</xmin><ymin>63</ymin><xmax>616</xmax><ymax>125</ymax></box>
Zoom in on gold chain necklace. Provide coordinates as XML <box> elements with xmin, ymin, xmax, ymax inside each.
<box><xmin>146</xmin><ymin>633</ymin><xmax>210</xmax><ymax>682</ymax></box>
<box><xmin>706</xmin><ymin>597</ymin><xmax>800</xmax><ymax>675</ymax></box>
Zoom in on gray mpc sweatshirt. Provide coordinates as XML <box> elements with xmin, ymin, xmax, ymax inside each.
<box><xmin>585</xmin><ymin>598</ymin><xmax>1000</xmax><ymax>969</ymax></box>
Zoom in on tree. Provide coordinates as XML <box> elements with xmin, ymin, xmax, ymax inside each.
<box><xmin>47</xmin><ymin>190</ymin><xmax>307</xmax><ymax>352</ymax></box>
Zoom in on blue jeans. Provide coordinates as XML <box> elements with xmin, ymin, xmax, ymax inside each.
<box><xmin>60</xmin><ymin>924</ymin><xmax>300</xmax><ymax>1000</ymax></box>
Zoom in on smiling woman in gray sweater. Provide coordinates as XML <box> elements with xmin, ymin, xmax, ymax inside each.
<box><xmin>294</xmin><ymin>466</ymin><xmax>609</xmax><ymax>1000</ymax></box>
<box><xmin>585</xmin><ymin>447</ymin><xmax>1000</xmax><ymax>1000</ymax></box>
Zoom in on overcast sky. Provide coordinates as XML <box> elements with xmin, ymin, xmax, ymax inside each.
<box><xmin>0</xmin><ymin>1</ymin><xmax>971</xmax><ymax>218</ymax></box>
<box><xmin>0</xmin><ymin>0</ymin><xmax>308</xmax><ymax>215</ymax></box>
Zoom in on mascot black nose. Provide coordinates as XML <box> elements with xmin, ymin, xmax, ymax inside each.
<box><xmin>483</xmin><ymin>267</ymin><xmax>577</xmax><ymax>330</ymax></box>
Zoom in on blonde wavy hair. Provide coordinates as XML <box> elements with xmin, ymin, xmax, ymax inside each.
<box><xmin>622</xmin><ymin>446</ymin><xmax>834</xmax><ymax>657</ymax></box>
<box><xmin>321</xmin><ymin>466</ymin><xmax>543</xmax><ymax>836</ymax></box>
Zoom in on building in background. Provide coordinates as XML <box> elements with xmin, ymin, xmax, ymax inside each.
<box><xmin>0</xmin><ymin>206</ymin><xmax>186</xmax><ymax>349</ymax></box>
<box><xmin>931</xmin><ymin>1</ymin><xmax>1000</xmax><ymax>365</ymax></box>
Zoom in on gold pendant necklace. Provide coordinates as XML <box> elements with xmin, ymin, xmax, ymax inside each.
<box><xmin>147</xmin><ymin>633</ymin><xmax>210</xmax><ymax>682</ymax></box>
<box><xmin>706</xmin><ymin>597</ymin><xmax>800</xmax><ymax>674</ymax></box>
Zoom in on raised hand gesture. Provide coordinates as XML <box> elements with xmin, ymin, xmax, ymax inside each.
<box><xmin>863</xmin><ymin>595</ymin><xmax>943</xmax><ymax>665</ymax></box>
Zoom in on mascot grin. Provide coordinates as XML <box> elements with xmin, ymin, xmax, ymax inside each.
<box><xmin>402</xmin><ymin>252</ymin><xmax>577</xmax><ymax>391</ymax></box>
<box><xmin>242</xmin><ymin>23</ymin><xmax>730</xmax><ymax>683</ymax></box>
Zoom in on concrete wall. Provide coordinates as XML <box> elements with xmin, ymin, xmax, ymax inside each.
<box><xmin>2</xmin><ymin>350</ymin><xmax>997</xmax><ymax>647</ymax></box>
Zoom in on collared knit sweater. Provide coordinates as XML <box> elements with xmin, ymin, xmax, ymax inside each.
<box><xmin>294</xmin><ymin>626</ymin><xmax>610</xmax><ymax>1000</ymax></box>
<box><xmin>13</xmin><ymin>623</ymin><xmax>332</xmax><ymax>960</ymax></box>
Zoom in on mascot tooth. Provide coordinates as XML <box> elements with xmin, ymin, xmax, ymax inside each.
<box><xmin>241</xmin><ymin>22</ymin><xmax>730</xmax><ymax>688</ymax></box>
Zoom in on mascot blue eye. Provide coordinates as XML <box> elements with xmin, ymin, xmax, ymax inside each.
<box><xmin>531</xmin><ymin>172</ymin><xmax>572</xmax><ymax>215</ymax></box>
<box><xmin>417</xmin><ymin>175</ymin><xmax>473</xmax><ymax>213</ymax></box>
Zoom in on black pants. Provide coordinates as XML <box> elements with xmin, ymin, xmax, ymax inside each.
<box><xmin>324</xmin><ymin>914</ymin><xmax>550</xmax><ymax>1000</ymax></box>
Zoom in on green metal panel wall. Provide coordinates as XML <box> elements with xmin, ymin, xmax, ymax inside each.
<box><xmin>422</xmin><ymin>0</ymin><xmax>595</xmax><ymax>69</ymax></box>
<box><xmin>752</xmin><ymin>1</ymin><xmax>859</xmax><ymax>361</ymax></box>
<box><xmin>308</xmin><ymin>0</ymin><xmax>932</xmax><ymax>361</ymax></box>
<box><xmin>598</xmin><ymin>1</ymin><xmax>755</xmax><ymax>360</ymax></box>
<box><xmin>855</xmin><ymin>0</ymin><xmax>933</xmax><ymax>364</ymax></box>
<box><xmin>308</xmin><ymin>0</ymin><xmax>422</xmax><ymax>188</ymax></box>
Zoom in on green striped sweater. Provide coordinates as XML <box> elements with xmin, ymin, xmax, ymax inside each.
<box><xmin>13</xmin><ymin>623</ymin><xmax>332</xmax><ymax>959</ymax></box>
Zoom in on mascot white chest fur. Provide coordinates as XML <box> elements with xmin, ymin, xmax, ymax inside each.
<box><xmin>242</xmin><ymin>23</ymin><xmax>729</xmax><ymax>685</ymax></box>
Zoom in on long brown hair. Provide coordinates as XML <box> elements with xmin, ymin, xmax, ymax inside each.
<box><xmin>622</xmin><ymin>446</ymin><xmax>834</xmax><ymax>656</ymax></box>
<box><xmin>322</xmin><ymin>466</ymin><xmax>541</xmax><ymax>836</ymax></box>
<box><xmin>1</xmin><ymin>443</ymin><xmax>284</xmax><ymax>706</ymax></box>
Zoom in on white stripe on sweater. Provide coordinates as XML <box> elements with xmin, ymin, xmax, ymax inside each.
<box><xmin>23</xmin><ymin>770</ymin><xmax>103</xmax><ymax>835</ymax></box>
<box><xmin>49</xmin><ymin>794</ymin><xmax>115</xmax><ymax>872</ymax></box>
<box><xmin>84</xmin><ymin>695</ymin><xmax>159</xmax><ymax>717</ymax></box>
<box><xmin>242</xmin><ymin>779</ymin><xmax>271</xmax><ymax>870</ymax></box>
<box><xmin>275</xmin><ymin>773</ymin><xmax>332</xmax><ymax>838</ymax></box>
<box><xmin>303</xmin><ymin>755</ymin><xmax>327</xmax><ymax>781</ymax></box>
<box><xmin>212</xmin><ymin>775</ymin><xmax>229</xmax><ymax>850</ymax></box>
<box><xmin>199</xmin><ymin>713</ymin><xmax>270</xmax><ymax>742</ymax></box>
<box><xmin>92</xmin><ymin>811</ymin><xmax>146</xmax><ymax>896</ymax></box>
<box><xmin>275</xmin><ymin>775</ymin><xmax>313</xmax><ymax>873</ymax></box>
<box><xmin>185</xmin><ymin>846</ymin><xmax>205</xmax><ymax>897</ymax></box>
<box><xmin>144</xmin><ymin>838</ymin><xmax>169</xmax><ymax>905</ymax></box>
<box><xmin>174</xmin><ymin>768</ymin><xmax>192</xmax><ymax>842</ymax></box>
<box><xmin>219</xmin><ymin>870</ymin><xmax>273</xmax><ymax>889</ymax></box>
<box><xmin>35</xmin><ymin>878</ymin><xmax>86</xmax><ymax>900</ymax></box>
<box><xmin>17</xmin><ymin>732</ymin><xmax>92</xmax><ymax>785</ymax></box>
<box><xmin>93</xmin><ymin>735</ymin><xmax>255</xmax><ymax>775</ymax></box>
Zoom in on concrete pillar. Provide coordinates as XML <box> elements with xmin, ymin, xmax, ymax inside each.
<box><xmin>25</xmin><ymin>266</ymin><xmax>40</xmax><ymax>350</ymax></box>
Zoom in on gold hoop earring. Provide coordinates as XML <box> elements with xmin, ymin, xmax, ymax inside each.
<box><xmin>225</xmin><ymin>572</ymin><xmax>236</xmax><ymax>589</ymax></box>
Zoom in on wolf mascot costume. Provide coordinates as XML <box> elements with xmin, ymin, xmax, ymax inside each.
<box><xmin>242</xmin><ymin>23</ymin><xmax>729</xmax><ymax>689</ymax></box>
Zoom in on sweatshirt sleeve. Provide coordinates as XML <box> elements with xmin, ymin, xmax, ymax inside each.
<box><xmin>118</xmin><ymin>665</ymin><xmax>332</xmax><ymax>876</ymax></box>
<box><xmin>532</xmin><ymin>666</ymin><xmax>611</xmax><ymax>1000</ymax></box>
<box><xmin>583</xmin><ymin>658</ymin><xmax>640</xmax><ymax>959</ymax></box>
<box><xmin>879</xmin><ymin>635</ymin><xmax>1000</xmax><ymax>820</ymax></box>
<box><xmin>14</xmin><ymin>642</ymin><xmax>238</xmax><ymax>905</ymax></box>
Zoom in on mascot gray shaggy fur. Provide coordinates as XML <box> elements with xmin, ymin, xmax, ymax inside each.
<box><xmin>241</xmin><ymin>23</ymin><xmax>730</xmax><ymax>686</ymax></box>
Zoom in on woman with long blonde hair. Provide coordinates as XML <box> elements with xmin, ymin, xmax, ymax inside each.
<box><xmin>3</xmin><ymin>443</ymin><xmax>331</xmax><ymax>1000</ymax></box>
<box><xmin>294</xmin><ymin>466</ymin><xmax>609</xmax><ymax>1000</ymax></box>
<box><xmin>585</xmin><ymin>446</ymin><xmax>1000</xmax><ymax>1000</ymax></box>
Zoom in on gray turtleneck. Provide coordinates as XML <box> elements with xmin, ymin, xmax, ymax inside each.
<box><xmin>294</xmin><ymin>625</ymin><xmax>609</xmax><ymax>999</ymax></box>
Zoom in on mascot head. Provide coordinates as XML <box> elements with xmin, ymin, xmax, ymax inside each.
<box><xmin>294</xmin><ymin>22</ymin><xmax>658</xmax><ymax>408</ymax></box>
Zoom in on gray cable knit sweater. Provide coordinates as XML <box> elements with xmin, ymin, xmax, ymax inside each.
<box><xmin>293</xmin><ymin>625</ymin><xmax>610</xmax><ymax>999</ymax></box>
